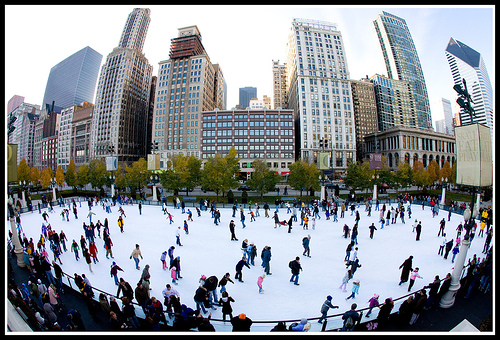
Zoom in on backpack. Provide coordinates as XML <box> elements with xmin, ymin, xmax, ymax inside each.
<box><xmin>289</xmin><ymin>261</ymin><xmax>293</xmax><ymax>269</ymax></box>
<box><xmin>345</xmin><ymin>315</ymin><xmax>354</xmax><ymax>329</ymax></box>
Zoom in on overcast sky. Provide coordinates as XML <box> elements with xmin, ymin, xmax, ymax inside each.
<box><xmin>5</xmin><ymin>5</ymin><xmax>494</xmax><ymax>122</ymax></box>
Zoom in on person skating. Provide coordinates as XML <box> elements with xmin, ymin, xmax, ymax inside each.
<box><xmin>257</xmin><ymin>274</ymin><xmax>265</xmax><ymax>293</ymax></box>
<box><xmin>302</xmin><ymin>235</ymin><xmax>311</xmax><ymax>257</ymax></box>
<box><xmin>289</xmin><ymin>256</ymin><xmax>302</xmax><ymax>285</ymax></box>
<box><xmin>235</xmin><ymin>257</ymin><xmax>250</xmax><ymax>282</ymax></box>
<box><xmin>369</xmin><ymin>223</ymin><xmax>377</xmax><ymax>239</ymax></box>
<box><xmin>229</xmin><ymin>220</ymin><xmax>238</xmax><ymax>241</ymax></box>
<box><xmin>365</xmin><ymin>293</ymin><xmax>380</xmax><ymax>317</ymax></box>
<box><xmin>415</xmin><ymin>221</ymin><xmax>422</xmax><ymax>241</ymax></box>
<box><xmin>399</xmin><ymin>256</ymin><xmax>413</xmax><ymax>285</ymax></box>
<box><xmin>346</xmin><ymin>279</ymin><xmax>360</xmax><ymax>300</ymax></box>
<box><xmin>261</xmin><ymin>246</ymin><xmax>272</xmax><ymax>275</ymax></box>
<box><xmin>408</xmin><ymin>267</ymin><xmax>423</xmax><ymax>292</ymax></box>
<box><xmin>130</xmin><ymin>244</ymin><xmax>143</xmax><ymax>270</ymax></box>
<box><xmin>219</xmin><ymin>291</ymin><xmax>235</xmax><ymax>322</ymax></box>
<box><xmin>318</xmin><ymin>295</ymin><xmax>339</xmax><ymax>323</ymax></box>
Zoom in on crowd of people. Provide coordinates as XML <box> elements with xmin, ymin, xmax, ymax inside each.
<box><xmin>7</xmin><ymin>192</ymin><xmax>493</xmax><ymax>332</ymax></box>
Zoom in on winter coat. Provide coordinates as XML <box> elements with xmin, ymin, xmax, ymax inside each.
<box><xmin>320</xmin><ymin>299</ymin><xmax>337</xmax><ymax>313</ymax></box>
<box><xmin>203</xmin><ymin>276</ymin><xmax>218</xmax><ymax>291</ymax></box>
<box><xmin>194</xmin><ymin>287</ymin><xmax>208</xmax><ymax>303</ymax></box>
<box><xmin>236</xmin><ymin>260</ymin><xmax>250</xmax><ymax>272</ymax></box>
<box><xmin>290</xmin><ymin>260</ymin><xmax>302</xmax><ymax>275</ymax></box>
<box><xmin>399</xmin><ymin>258</ymin><xmax>413</xmax><ymax>281</ymax></box>
<box><xmin>257</xmin><ymin>276</ymin><xmax>264</xmax><ymax>287</ymax></box>
<box><xmin>219</xmin><ymin>296</ymin><xmax>235</xmax><ymax>314</ymax></box>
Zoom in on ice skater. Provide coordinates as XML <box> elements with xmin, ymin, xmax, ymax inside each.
<box><xmin>408</xmin><ymin>267</ymin><xmax>423</xmax><ymax>292</ymax></box>
<box><xmin>257</xmin><ymin>274</ymin><xmax>265</xmax><ymax>293</ymax></box>
<box><xmin>318</xmin><ymin>295</ymin><xmax>339</xmax><ymax>323</ymax></box>
<box><xmin>345</xmin><ymin>279</ymin><xmax>360</xmax><ymax>300</ymax></box>
<box><xmin>399</xmin><ymin>255</ymin><xmax>413</xmax><ymax>285</ymax></box>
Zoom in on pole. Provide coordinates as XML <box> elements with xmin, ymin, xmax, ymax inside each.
<box><xmin>8</xmin><ymin>199</ymin><xmax>25</xmax><ymax>267</ymax></box>
<box><xmin>439</xmin><ymin>239</ymin><xmax>470</xmax><ymax>308</ymax></box>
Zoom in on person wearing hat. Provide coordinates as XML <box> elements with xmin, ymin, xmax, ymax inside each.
<box><xmin>366</xmin><ymin>293</ymin><xmax>380</xmax><ymax>317</ymax></box>
<box><xmin>230</xmin><ymin>313</ymin><xmax>253</xmax><ymax>332</ymax></box>
<box><xmin>318</xmin><ymin>295</ymin><xmax>339</xmax><ymax>323</ymax></box>
<box><xmin>110</xmin><ymin>261</ymin><xmax>124</xmax><ymax>286</ymax></box>
<box><xmin>346</xmin><ymin>279</ymin><xmax>360</xmax><ymax>300</ymax></box>
<box><xmin>290</xmin><ymin>317</ymin><xmax>311</xmax><ymax>331</ymax></box>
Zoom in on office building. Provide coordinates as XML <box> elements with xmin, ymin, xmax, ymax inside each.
<box><xmin>7</xmin><ymin>95</ymin><xmax>25</xmax><ymax>116</ymax></box>
<box><xmin>431</xmin><ymin>98</ymin><xmax>454</xmax><ymax>135</ymax></box>
<box><xmin>71</xmin><ymin>103</ymin><xmax>94</xmax><ymax>168</ymax></box>
<box><xmin>272</xmin><ymin>60</ymin><xmax>287</xmax><ymax>110</ymax></box>
<box><xmin>42</xmin><ymin>46</ymin><xmax>102</xmax><ymax>113</ymax></box>
<box><xmin>7</xmin><ymin>102</ymin><xmax>41</xmax><ymax>167</ymax></box>
<box><xmin>445</xmin><ymin>37</ymin><xmax>494</xmax><ymax>134</ymax></box>
<box><xmin>285</xmin><ymin>18</ymin><xmax>356</xmax><ymax>172</ymax></box>
<box><xmin>239</xmin><ymin>87</ymin><xmax>257</xmax><ymax>109</ymax></box>
<box><xmin>90</xmin><ymin>8</ymin><xmax>153</xmax><ymax>162</ymax></box>
<box><xmin>364</xmin><ymin>126</ymin><xmax>456</xmax><ymax>170</ymax></box>
<box><xmin>370</xmin><ymin>74</ymin><xmax>416</xmax><ymax>132</ymax></box>
<box><xmin>373</xmin><ymin>11</ymin><xmax>432</xmax><ymax>131</ymax></box>
<box><xmin>153</xmin><ymin>25</ymin><xmax>226</xmax><ymax>163</ymax></box>
<box><xmin>351</xmin><ymin>77</ymin><xmax>378</xmax><ymax>161</ymax></box>
<box><xmin>201</xmin><ymin>108</ymin><xmax>295</xmax><ymax>177</ymax></box>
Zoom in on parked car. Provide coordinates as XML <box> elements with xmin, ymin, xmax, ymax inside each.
<box><xmin>237</xmin><ymin>185</ymin><xmax>251</xmax><ymax>191</ymax></box>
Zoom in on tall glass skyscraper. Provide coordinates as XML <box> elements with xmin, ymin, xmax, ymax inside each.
<box><xmin>239</xmin><ymin>87</ymin><xmax>257</xmax><ymax>108</ymax></box>
<box><xmin>372</xmin><ymin>11</ymin><xmax>433</xmax><ymax>131</ymax></box>
<box><xmin>445</xmin><ymin>37</ymin><xmax>493</xmax><ymax>133</ymax></box>
<box><xmin>90</xmin><ymin>8</ymin><xmax>153</xmax><ymax>162</ymax></box>
<box><xmin>42</xmin><ymin>46</ymin><xmax>102</xmax><ymax>112</ymax></box>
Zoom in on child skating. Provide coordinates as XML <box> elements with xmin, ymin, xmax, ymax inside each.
<box><xmin>257</xmin><ymin>274</ymin><xmax>265</xmax><ymax>293</ymax></box>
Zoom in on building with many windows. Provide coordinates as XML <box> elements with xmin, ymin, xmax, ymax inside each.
<box><xmin>201</xmin><ymin>108</ymin><xmax>295</xmax><ymax>177</ymax></box>
<box><xmin>445</xmin><ymin>37</ymin><xmax>494</xmax><ymax>135</ymax></box>
<box><xmin>239</xmin><ymin>87</ymin><xmax>257</xmax><ymax>109</ymax></box>
<box><xmin>272</xmin><ymin>60</ymin><xmax>287</xmax><ymax>110</ymax></box>
<box><xmin>90</xmin><ymin>8</ymin><xmax>153</xmax><ymax>163</ymax></box>
<box><xmin>372</xmin><ymin>11</ymin><xmax>432</xmax><ymax>131</ymax></box>
<box><xmin>7</xmin><ymin>102</ymin><xmax>41</xmax><ymax>167</ymax></box>
<box><xmin>364</xmin><ymin>126</ymin><xmax>456</xmax><ymax>171</ymax></box>
<box><xmin>71</xmin><ymin>103</ymin><xmax>94</xmax><ymax>168</ymax></box>
<box><xmin>285</xmin><ymin>18</ymin><xmax>356</xmax><ymax>172</ymax></box>
<box><xmin>351</xmin><ymin>77</ymin><xmax>378</xmax><ymax>161</ymax></box>
<box><xmin>153</xmin><ymin>25</ymin><xmax>226</xmax><ymax>164</ymax></box>
<box><xmin>431</xmin><ymin>98</ymin><xmax>454</xmax><ymax>135</ymax></box>
<box><xmin>42</xmin><ymin>46</ymin><xmax>102</xmax><ymax>113</ymax></box>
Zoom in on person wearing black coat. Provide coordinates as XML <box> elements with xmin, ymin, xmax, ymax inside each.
<box><xmin>235</xmin><ymin>257</ymin><xmax>250</xmax><ymax>282</ymax></box>
<box><xmin>231</xmin><ymin>313</ymin><xmax>253</xmax><ymax>332</ymax></box>
<box><xmin>376</xmin><ymin>297</ymin><xmax>394</xmax><ymax>329</ymax></box>
<box><xmin>203</xmin><ymin>275</ymin><xmax>219</xmax><ymax>309</ymax></box>
<box><xmin>289</xmin><ymin>257</ymin><xmax>302</xmax><ymax>285</ymax></box>
<box><xmin>116</xmin><ymin>278</ymin><xmax>134</xmax><ymax>302</ymax></box>
<box><xmin>194</xmin><ymin>287</ymin><xmax>208</xmax><ymax>314</ymax></box>
<box><xmin>398</xmin><ymin>256</ymin><xmax>413</xmax><ymax>285</ymax></box>
<box><xmin>424</xmin><ymin>275</ymin><xmax>441</xmax><ymax>309</ymax></box>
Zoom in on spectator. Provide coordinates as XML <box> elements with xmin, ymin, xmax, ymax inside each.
<box><xmin>341</xmin><ymin>303</ymin><xmax>360</xmax><ymax>331</ymax></box>
<box><xmin>231</xmin><ymin>313</ymin><xmax>253</xmax><ymax>332</ymax></box>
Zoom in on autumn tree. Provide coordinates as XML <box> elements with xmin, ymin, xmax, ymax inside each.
<box><xmin>65</xmin><ymin>159</ymin><xmax>78</xmax><ymax>190</ymax></box>
<box><xmin>17</xmin><ymin>158</ymin><xmax>31</xmax><ymax>183</ymax></box>
<box><xmin>245</xmin><ymin>159</ymin><xmax>281</xmax><ymax>200</ymax></box>
<box><xmin>288</xmin><ymin>160</ymin><xmax>320</xmax><ymax>196</ymax></box>
<box><xmin>77</xmin><ymin>164</ymin><xmax>90</xmax><ymax>189</ymax></box>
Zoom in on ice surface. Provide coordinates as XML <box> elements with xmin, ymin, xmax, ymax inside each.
<box><xmin>13</xmin><ymin>199</ymin><xmax>488</xmax><ymax>332</ymax></box>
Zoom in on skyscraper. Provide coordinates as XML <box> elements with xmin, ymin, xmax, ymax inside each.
<box><xmin>272</xmin><ymin>60</ymin><xmax>287</xmax><ymax>109</ymax></box>
<box><xmin>445</xmin><ymin>37</ymin><xmax>493</xmax><ymax>133</ymax></box>
<box><xmin>239</xmin><ymin>87</ymin><xmax>257</xmax><ymax>109</ymax></box>
<box><xmin>42</xmin><ymin>46</ymin><xmax>102</xmax><ymax>113</ymax></box>
<box><xmin>431</xmin><ymin>98</ymin><xmax>454</xmax><ymax>135</ymax></box>
<box><xmin>285</xmin><ymin>18</ymin><xmax>356</xmax><ymax>170</ymax></box>
<box><xmin>372</xmin><ymin>11</ymin><xmax>432</xmax><ymax>131</ymax></box>
<box><xmin>152</xmin><ymin>25</ymin><xmax>225</xmax><ymax>161</ymax></box>
<box><xmin>90</xmin><ymin>8</ymin><xmax>153</xmax><ymax>162</ymax></box>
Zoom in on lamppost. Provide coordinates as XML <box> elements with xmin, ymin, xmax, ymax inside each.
<box><xmin>440</xmin><ymin>206</ymin><xmax>471</xmax><ymax>308</ymax></box>
<box><xmin>109</xmin><ymin>175</ymin><xmax>116</xmax><ymax>198</ymax></box>
<box><xmin>50</xmin><ymin>177</ymin><xmax>57</xmax><ymax>202</ymax></box>
<box><xmin>372</xmin><ymin>173</ymin><xmax>379</xmax><ymax>202</ymax></box>
<box><xmin>150</xmin><ymin>173</ymin><xmax>160</xmax><ymax>201</ymax></box>
<box><xmin>19</xmin><ymin>180</ymin><xmax>27</xmax><ymax>209</ymax></box>
<box><xmin>7</xmin><ymin>197</ymin><xmax>25</xmax><ymax>267</ymax></box>
<box><xmin>440</xmin><ymin>177</ymin><xmax>448</xmax><ymax>205</ymax></box>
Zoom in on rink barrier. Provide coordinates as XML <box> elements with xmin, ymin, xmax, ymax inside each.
<box><xmin>40</xmin><ymin>257</ymin><xmax>474</xmax><ymax>332</ymax></box>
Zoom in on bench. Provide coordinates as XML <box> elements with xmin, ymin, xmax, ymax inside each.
<box><xmin>182</xmin><ymin>196</ymin><xmax>197</xmax><ymax>201</ymax></box>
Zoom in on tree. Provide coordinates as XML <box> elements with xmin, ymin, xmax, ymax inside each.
<box><xmin>245</xmin><ymin>159</ymin><xmax>281</xmax><ymax>200</ymax></box>
<box><xmin>55</xmin><ymin>166</ymin><xmax>65</xmax><ymax>187</ymax></box>
<box><xmin>30</xmin><ymin>167</ymin><xmax>40</xmax><ymax>189</ymax></box>
<box><xmin>17</xmin><ymin>158</ymin><xmax>31</xmax><ymax>183</ymax></box>
<box><xmin>439</xmin><ymin>161</ymin><xmax>452</xmax><ymax>183</ymax></box>
<box><xmin>412</xmin><ymin>160</ymin><xmax>432</xmax><ymax>189</ymax></box>
<box><xmin>427</xmin><ymin>160</ymin><xmax>440</xmax><ymax>184</ymax></box>
<box><xmin>200</xmin><ymin>148</ymin><xmax>240</xmax><ymax>200</ymax></box>
<box><xmin>40</xmin><ymin>167</ymin><xmax>54</xmax><ymax>189</ymax></box>
<box><xmin>165</xmin><ymin>154</ymin><xmax>202</xmax><ymax>195</ymax></box>
<box><xmin>394</xmin><ymin>162</ymin><xmax>413</xmax><ymax>193</ymax></box>
<box><xmin>77</xmin><ymin>164</ymin><xmax>90</xmax><ymax>190</ymax></box>
<box><xmin>288</xmin><ymin>160</ymin><xmax>320</xmax><ymax>196</ymax></box>
<box><xmin>88</xmin><ymin>158</ymin><xmax>108</xmax><ymax>190</ymax></box>
<box><xmin>65</xmin><ymin>159</ymin><xmax>78</xmax><ymax>190</ymax></box>
<box><xmin>125</xmin><ymin>158</ymin><xmax>149</xmax><ymax>194</ymax></box>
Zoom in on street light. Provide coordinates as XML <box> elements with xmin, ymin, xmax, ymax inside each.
<box><xmin>150</xmin><ymin>173</ymin><xmax>160</xmax><ymax>201</ymax></box>
<box><xmin>372</xmin><ymin>173</ymin><xmax>379</xmax><ymax>202</ymax></box>
<box><xmin>440</xmin><ymin>177</ymin><xmax>448</xmax><ymax>205</ymax></box>
<box><xmin>109</xmin><ymin>175</ymin><xmax>116</xmax><ymax>198</ymax></box>
<box><xmin>50</xmin><ymin>177</ymin><xmax>57</xmax><ymax>202</ymax></box>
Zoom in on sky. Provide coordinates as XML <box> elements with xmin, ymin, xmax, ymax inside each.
<box><xmin>5</xmin><ymin>5</ymin><xmax>495</xmax><ymax>123</ymax></box>
<box><xmin>9</xmin><ymin>198</ymin><xmax>490</xmax><ymax>332</ymax></box>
